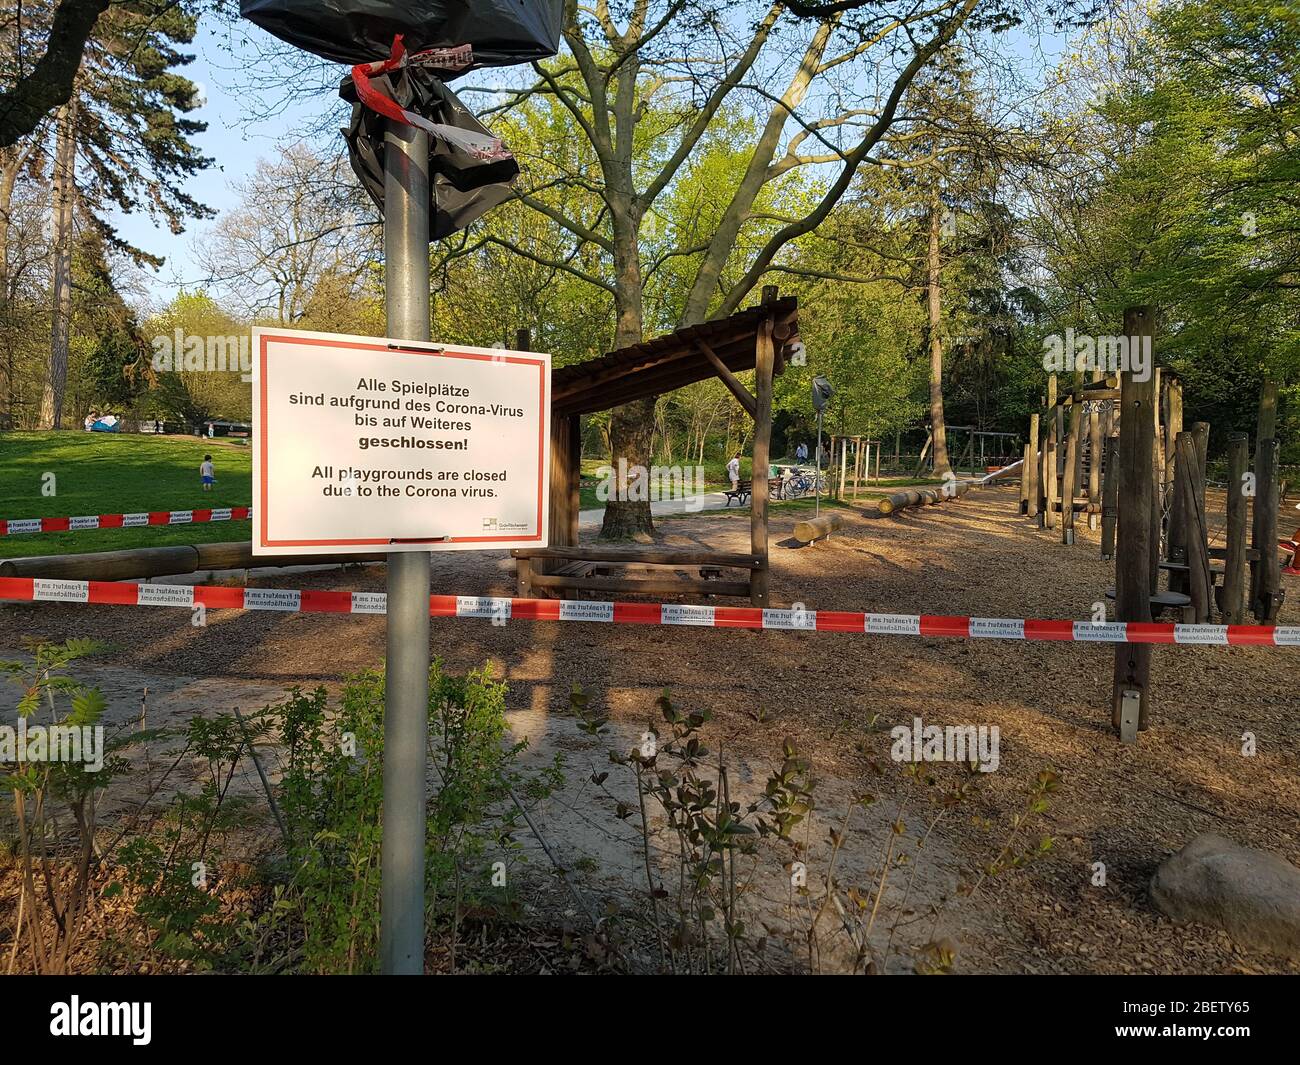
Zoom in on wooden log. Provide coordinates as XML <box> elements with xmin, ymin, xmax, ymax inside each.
<box><xmin>1101</xmin><ymin>434</ymin><xmax>1119</xmax><ymax>560</ymax></box>
<box><xmin>198</xmin><ymin>544</ymin><xmax>388</xmax><ymax>569</ymax></box>
<box><xmin>1112</xmin><ymin>307</ymin><xmax>1157</xmax><ymax>737</ymax></box>
<box><xmin>0</xmin><ymin>545</ymin><xmax>200</xmax><ymax>580</ymax></box>
<box><xmin>1251</xmin><ymin>438</ymin><xmax>1282</xmax><ymax>622</ymax></box>
<box><xmin>1219</xmin><ymin>432</ymin><xmax>1249</xmax><ymax>624</ymax></box>
<box><xmin>876</xmin><ymin>481</ymin><xmax>972</xmax><ymax>516</ymax></box>
<box><xmin>0</xmin><ymin>543</ymin><xmax>389</xmax><ymax>580</ymax></box>
<box><xmin>794</xmin><ymin>513</ymin><xmax>844</xmax><ymax>543</ymax></box>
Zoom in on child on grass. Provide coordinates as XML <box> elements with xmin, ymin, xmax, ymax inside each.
<box><xmin>200</xmin><ymin>455</ymin><xmax>215</xmax><ymax>492</ymax></box>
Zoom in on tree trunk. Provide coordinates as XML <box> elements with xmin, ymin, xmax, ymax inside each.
<box><xmin>40</xmin><ymin>100</ymin><xmax>76</xmax><ymax>429</ymax></box>
<box><xmin>0</xmin><ymin>143</ymin><xmax>24</xmax><ymax>423</ymax></box>
<box><xmin>599</xmin><ymin>200</ymin><xmax>656</xmax><ymax>538</ymax></box>
<box><xmin>927</xmin><ymin>194</ymin><xmax>952</xmax><ymax>476</ymax></box>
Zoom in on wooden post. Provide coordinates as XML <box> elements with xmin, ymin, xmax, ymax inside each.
<box><xmin>1100</xmin><ymin>434</ymin><xmax>1119</xmax><ymax>559</ymax></box>
<box><xmin>914</xmin><ymin>429</ymin><xmax>932</xmax><ymax>476</ymax></box>
<box><xmin>1026</xmin><ymin>413</ymin><xmax>1040</xmax><ymax>520</ymax></box>
<box><xmin>1251</xmin><ymin>437</ymin><xmax>1282</xmax><ymax>622</ymax></box>
<box><xmin>1191</xmin><ymin>421</ymin><xmax>1210</xmax><ymax>524</ymax></box>
<box><xmin>568</xmin><ymin>414</ymin><xmax>581</xmax><ymax>545</ymax></box>
<box><xmin>1164</xmin><ymin>377</ymin><xmax>1183</xmax><ymax>489</ymax></box>
<box><xmin>839</xmin><ymin>435</ymin><xmax>848</xmax><ymax>499</ymax></box>
<box><xmin>1043</xmin><ymin>375</ymin><xmax>1058</xmax><ymax>528</ymax></box>
<box><xmin>1258</xmin><ymin>377</ymin><xmax>1278</xmax><ymax>441</ymax></box>
<box><xmin>1112</xmin><ymin>307</ymin><xmax>1157</xmax><ymax>737</ymax></box>
<box><xmin>1088</xmin><ymin>392</ymin><xmax>1102</xmax><ymax>530</ymax></box>
<box><xmin>549</xmin><ymin>415</ymin><xmax>573</xmax><ymax>548</ymax></box>
<box><xmin>1019</xmin><ymin>442</ymin><xmax>1031</xmax><ymax>514</ymax></box>
<box><xmin>1220</xmin><ymin>432</ymin><xmax>1249</xmax><ymax>624</ymax></box>
<box><xmin>1045</xmin><ymin>440</ymin><xmax>1059</xmax><ymax>529</ymax></box>
<box><xmin>1175</xmin><ymin>432</ymin><xmax>1213</xmax><ymax>623</ymax></box>
<box><xmin>1149</xmin><ymin>369</ymin><xmax>1163</xmax><ymax>596</ymax></box>
<box><xmin>848</xmin><ymin>438</ymin><xmax>856</xmax><ymax>500</ymax></box>
<box><xmin>1060</xmin><ymin>397</ymin><xmax>1082</xmax><ymax>544</ymax></box>
<box><xmin>1165</xmin><ymin>383</ymin><xmax>1187</xmax><ymax>595</ymax></box>
<box><xmin>1072</xmin><ymin>394</ymin><xmax>1085</xmax><ymax>503</ymax></box>
<box><xmin>750</xmin><ymin>315</ymin><xmax>775</xmax><ymax>607</ymax></box>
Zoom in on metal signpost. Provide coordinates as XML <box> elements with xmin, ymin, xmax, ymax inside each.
<box><xmin>239</xmin><ymin>0</ymin><xmax>564</xmax><ymax>980</ymax></box>
<box><xmin>811</xmin><ymin>376</ymin><xmax>833</xmax><ymax>518</ymax></box>
<box><xmin>250</xmin><ymin>132</ymin><xmax>551</xmax><ymax>973</ymax></box>
<box><xmin>381</xmin><ymin>120</ymin><xmax>432</xmax><ymax>975</ymax></box>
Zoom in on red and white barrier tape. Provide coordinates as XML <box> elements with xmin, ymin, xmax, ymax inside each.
<box><xmin>1</xmin><ymin>577</ymin><xmax>1296</xmax><ymax>647</ymax></box>
<box><xmin>2</xmin><ymin>507</ymin><xmax>251</xmax><ymax>536</ymax></box>
<box><xmin>351</xmin><ymin>36</ymin><xmax>511</xmax><ymax>160</ymax></box>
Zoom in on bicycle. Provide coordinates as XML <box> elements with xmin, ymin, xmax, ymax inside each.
<box><xmin>783</xmin><ymin>468</ymin><xmax>827</xmax><ymax>498</ymax></box>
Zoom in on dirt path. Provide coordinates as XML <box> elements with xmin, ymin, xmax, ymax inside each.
<box><xmin>3</xmin><ymin>485</ymin><xmax>1297</xmax><ymax>973</ymax></box>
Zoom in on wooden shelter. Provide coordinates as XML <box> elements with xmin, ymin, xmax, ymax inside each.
<box><xmin>512</xmin><ymin>289</ymin><xmax>799</xmax><ymax>607</ymax></box>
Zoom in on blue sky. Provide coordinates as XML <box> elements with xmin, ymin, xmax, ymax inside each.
<box><xmin>115</xmin><ymin>20</ymin><xmax>348</xmax><ymax>307</ymax></box>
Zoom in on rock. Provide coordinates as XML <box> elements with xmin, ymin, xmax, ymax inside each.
<box><xmin>1150</xmin><ymin>833</ymin><xmax>1300</xmax><ymax>960</ymax></box>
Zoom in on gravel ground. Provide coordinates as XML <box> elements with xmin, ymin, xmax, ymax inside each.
<box><xmin>3</xmin><ymin>484</ymin><xmax>1297</xmax><ymax>973</ymax></box>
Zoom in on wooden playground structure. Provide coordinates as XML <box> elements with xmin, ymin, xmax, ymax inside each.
<box><xmin>512</xmin><ymin>288</ymin><xmax>799</xmax><ymax>607</ymax></box>
<box><xmin>825</xmin><ymin>435</ymin><xmax>883</xmax><ymax>500</ymax></box>
<box><xmin>1014</xmin><ymin>306</ymin><xmax>1287</xmax><ymax>740</ymax></box>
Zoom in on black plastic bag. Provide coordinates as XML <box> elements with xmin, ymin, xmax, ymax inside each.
<box><xmin>340</xmin><ymin>66</ymin><xmax>519</xmax><ymax>239</ymax></box>
<box><xmin>241</xmin><ymin>0</ymin><xmax>563</xmax><ymax>69</ymax></box>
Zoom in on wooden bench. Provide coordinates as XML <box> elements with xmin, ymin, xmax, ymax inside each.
<box><xmin>514</xmin><ymin>545</ymin><xmax>763</xmax><ymax>601</ymax></box>
<box><xmin>768</xmin><ymin>476</ymin><xmax>785</xmax><ymax>501</ymax></box>
<box><xmin>724</xmin><ymin>479</ymin><xmax>752</xmax><ymax>506</ymax></box>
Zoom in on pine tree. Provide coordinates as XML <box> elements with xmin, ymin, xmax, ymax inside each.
<box><xmin>38</xmin><ymin>0</ymin><xmax>212</xmax><ymax>426</ymax></box>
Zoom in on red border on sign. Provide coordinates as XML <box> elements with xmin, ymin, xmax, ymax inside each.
<box><xmin>258</xmin><ymin>333</ymin><xmax>547</xmax><ymax>548</ymax></box>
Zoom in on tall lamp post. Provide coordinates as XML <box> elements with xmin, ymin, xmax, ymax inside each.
<box><xmin>812</xmin><ymin>376</ymin><xmax>833</xmax><ymax>517</ymax></box>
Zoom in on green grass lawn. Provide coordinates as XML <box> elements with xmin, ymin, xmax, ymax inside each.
<box><xmin>0</xmin><ymin>431</ymin><xmax>253</xmax><ymax>559</ymax></box>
